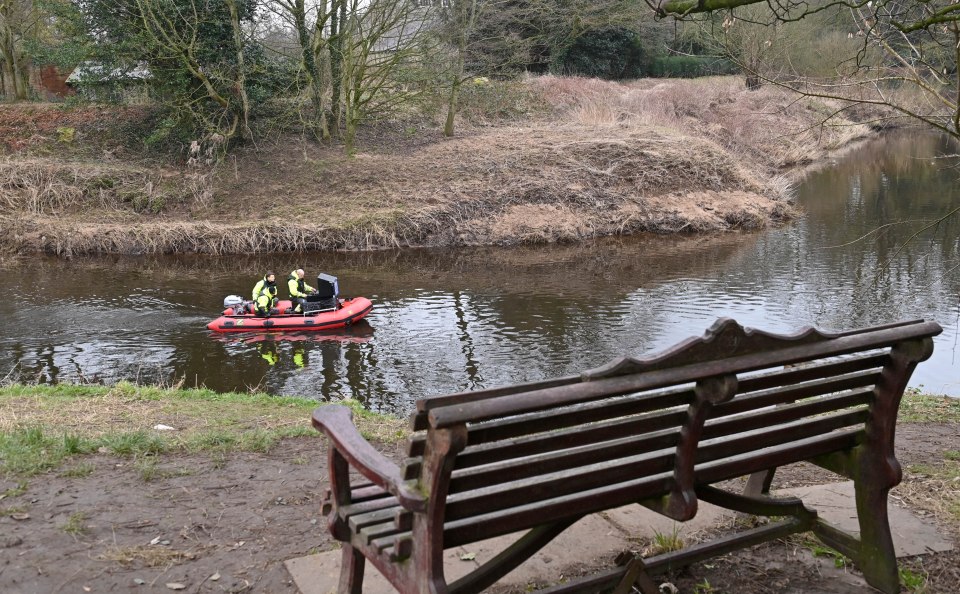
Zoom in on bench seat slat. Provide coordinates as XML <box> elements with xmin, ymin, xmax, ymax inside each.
<box><xmin>444</xmin><ymin>406</ymin><xmax>867</xmax><ymax>521</ymax></box>
<box><xmin>407</xmin><ymin>387</ymin><xmax>693</xmax><ymax>458</ymax></box>
<box><xmin>695</xmin><ymin>430</ymin><xmax>863</xmax><ymax>485</ymax></box>
<box><xmin>444</xmin><ymin>449</ymin><xmax>677</xmax><ymax>521</ymax></box>
<box><xmin>714</xmin><ymin>371</ymin><xmax>881</xmax><ymax>417</ymax></box>
<box><xmin>703</xmin><ymin>388</ymin><xmax>873</xmax><ymax>438</ymax></box>
<box><xmin>449</xmin><ymin>428</ymin><xmax>681</xmax><ymax>493</ymax></box>
<box><xmin>458</xmin><ymin>409</ymin><xmax>686</xmax><ymax>467</ymax></box>
<box><xmin>441</xmin><ymin>430</ymin><xmax>862</xmax><ymax>547</ymax></box>
<box><xmin>405</xmin><ymin>409</ymin><xmax>689</xmax><ymax>480</ymax></box>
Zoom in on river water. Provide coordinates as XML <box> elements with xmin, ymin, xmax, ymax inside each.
<box><xmin>2</xmin><ymin>132</ymin><xmax>958</xmax><ymax>413</ymax></box>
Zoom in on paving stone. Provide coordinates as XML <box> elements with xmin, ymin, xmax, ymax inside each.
<box><xmin>286</xmin><ymin>481</ymin><xmax>952</xmax><ymax>593</ymax></box>
<box><xmin>777</xmin><ymin>481</ymin><xmax>953</xmax><ymax>557</ymax></box>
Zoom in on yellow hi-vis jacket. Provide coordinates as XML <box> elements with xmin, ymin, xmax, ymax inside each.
<box><xmin>287</xmin><ymin>271</ymin><xmax>316</xmax><ymax>298</ymax></box>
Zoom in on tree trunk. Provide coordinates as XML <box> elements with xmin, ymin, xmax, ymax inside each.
<box><xmin>226</xmin><ymin>0</ymin><xmax>251</xmax><ymax>141</ymax></box>
<box><xmin>443</xmin><ymin>78</ymin><xmax>460</xmax><ymax>137</ymax></box>
<box><xmin>443</xmin><ymin>0</ymin><xmax>477</xmax><ymax>137</ymax></box>
<box><xmin>329</xmin><ymin>0</ymin><xmax>346</xmax><ymax>136</ymax></box>
<box><xmin>1</xmin><ymin>16</ymin><xmax>28</xmax><ymax>100</ymax></box>
<box><xmin>295</xmin><ymin>0</ymin><xmax>326</xmax><ymax>141</ymax></box>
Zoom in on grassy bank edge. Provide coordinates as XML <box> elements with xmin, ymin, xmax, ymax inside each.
<box><xmin>3</xmin><ymin>383</ymin><xmax>958</xmax><ymax>478</ymax></box>
<box><xmin>0</xmin><ymin>381</ymin><xmax>408</xmax><ymax>477</ymax></box>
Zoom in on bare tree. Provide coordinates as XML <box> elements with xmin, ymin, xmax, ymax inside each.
<box><xmin>336</xmin><ymin>0</ymin><xmax>434</xmax><ymax>152</ymax></box>
<box><xmin>264</xmin><ymin>0</ymin><xmax>330</xmax><ymax>139</ymax></box>
<box><xmin>437</xmin><ymin>0</ymin><xmax>481</xmax><ymax>136</ymax></box>
<box><xmin>0</xmin><ymin>0</ymin><xmax>35</xmax><ymax>100</ymax></box>
<box><xmin>653</xmin><ymin>0</ymin><xmax>960</xmax><ymax>140</ymax></box>
<box><xmin>133</xmin><ymin>0</ymin><xmax>252</xmax><ymax>141</ymax></box>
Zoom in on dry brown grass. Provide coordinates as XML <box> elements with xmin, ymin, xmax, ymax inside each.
<box><xmin>6</xmin><ymin>75</ymin><xmax>880</xmax><ymax>256</ymax></box>
<box><xmin>530</xmin><ymin>75</ymin><xmax>874</xmax><ymax>171</ymax></box>
<box><xmin>0</xmin><ymin>158</ymin><xmax>213</xmax><ymax>216</ymax></box>
<box><xmin>1</xmin><ymin>117</ymin><xmax>797</xmax><ymax>255</ymax></box>
<box><xmin>895</xmin><ymin>457</ymin><xmax>960</xmax><ymax>535</ymax></box>
<box><xmin>99</xmin><ymin>545</ymin><xmax>197</xmax><ymax>568</ymax></box>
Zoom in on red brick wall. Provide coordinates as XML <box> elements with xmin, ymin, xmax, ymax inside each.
<box><xmin>31</xmin><ymin>65</ymin><xmax>76</xmax><ymax>99</ymax></box>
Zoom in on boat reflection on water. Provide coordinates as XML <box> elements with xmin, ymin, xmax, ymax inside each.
<box><xmin>206</xmin><ymin>319</ymin><xmax>377</xmax><ymax>383</ymax></box>
<box><xmin>208</xmin><ymin>319</ymin><xmax>375</xmax><ymax>345</ymax></box>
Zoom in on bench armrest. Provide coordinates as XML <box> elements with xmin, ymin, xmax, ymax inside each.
<box><xmin>312</xmin><ymin>405</ymin><xmax>426</xmax><ymax>512</ymax></box>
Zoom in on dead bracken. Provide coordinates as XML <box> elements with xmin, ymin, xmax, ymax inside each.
<box><xmin>0</xmin><ymin>75</ymin><xmax>888</xmax><ymax>257</ymax></box>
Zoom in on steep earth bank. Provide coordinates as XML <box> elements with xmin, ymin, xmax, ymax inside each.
<box><xmin>0</xmin><ymin>76</ymin><xmax>885</xmax><ymax>257</ymax></box>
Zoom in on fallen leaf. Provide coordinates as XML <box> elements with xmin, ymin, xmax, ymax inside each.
<box><xmin>165</xmin><ymin>583</ymin><xmax>186</xmax><ymax>591</ymax></box>
<box><xmin>459</xmin><ymin>552</ymin><xmax>476</xmax><ymax>561</ymax></box>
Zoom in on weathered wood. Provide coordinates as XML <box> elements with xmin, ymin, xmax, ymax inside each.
<box><xmin>311</xmin><ymin>318</ymin><xmax>941</xmax><ymax>594</ymax></box>
<box><xmin>446</xmin><ymin>518</ymin><xmax>580</xmax><ymax>594</ymax></box>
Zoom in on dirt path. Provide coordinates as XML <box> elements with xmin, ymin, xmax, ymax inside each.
<box><xmin>1</xmin><ymin>425</ymin><xmax>957</xmax><ymax>593</ymax></box>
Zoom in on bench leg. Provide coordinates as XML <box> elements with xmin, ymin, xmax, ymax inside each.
<box><xmin>612</xmin><ymin>556</ymin><xmax>659</xmax><ymax>594</ymax></box>
<box><xmin>855</xmin><ymin>481</ymin><xmax>900</xmax><ymax>594</ymax></box>
<box><xmin>338</xmin><ymin>544</ymin><xmax>366</xmax><ymax>594</ymax></box>
<box><xmin>743</xmin><ymin>468</ymin><xmax>776</xmax><ymax>497</ymax></box>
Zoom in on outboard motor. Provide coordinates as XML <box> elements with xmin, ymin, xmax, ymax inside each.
<box><xmin>223</xmin><ymin>294</ymin><xmax>245</xmax><ymax>314</ymax></box>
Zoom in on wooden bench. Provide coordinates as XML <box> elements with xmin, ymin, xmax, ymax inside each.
<box><xmin>312</xmin><ymin>318</ymin><xmax>941</xmax><ymax>594</ymax></box>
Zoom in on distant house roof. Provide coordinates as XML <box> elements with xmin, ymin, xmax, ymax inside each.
<box><xmin>66</xmin><ymin>62</ymin><xmax>151</xmax><ymax>85</ymax></box>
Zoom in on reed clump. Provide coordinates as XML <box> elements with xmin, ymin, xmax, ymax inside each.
<box><xmin>0</xmin><ymin>158</ymin><xmax>212</xmax><ymax>216</ymax></box>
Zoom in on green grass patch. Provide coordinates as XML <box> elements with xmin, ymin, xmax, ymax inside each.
<box><xmin>0</xmin><ymin>382</ymin><xmax>406</xmax><ymax>477</ymax></box>
<box><xmin>1</xmin><ymin>480</ymin><xmax>28</xmax><ymax>499</ymax></box>
<box><xmin>809</xmin><ymin>543</ymin><xmax>848</xmax><ymax>568</ymax></box>
<box><xmin>100</xmin><ymin>431</ymin><xmax>166</xmax><ymax>457</ymax></box>
<box><xmin>60</xmin><ymin>462</ymin><xmax>96</xmax><ymax>478</ymax></box>
<box><xmin>899</xmin><ymin>566</ymin><xmax>928</xmax><ymax>593</ymax></box>
<box><xmin>899</xmin><ymin>390</ymin><xmax>960</xmax><ymax>423</ymax></box>
<box><xmin>0</xmin><ymin>426</ymin><xmax>98</xmax><ymax>475</ymax></box>
<box><xmin>135</xmin><ymin>459</ymin><xmax>194</xmax><ymax>482</ymax></box>
<box><xmin>61</xmin><ymin>511</ymin><xmax>88</xmax><ymax>536</ymax></box>
<box><xmin>693</xmin><ymin>580</ymin><xmax>717</xmax><ymax>594</ymax></box>
<box><xmin>650</xmin><ymin>524</ymin><xmax>684</xmax><ymax>555</ymax></box>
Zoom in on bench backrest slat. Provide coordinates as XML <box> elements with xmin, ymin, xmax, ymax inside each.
<box><xmin>403</xmin><ymin>370</ymin><xmax>878</xmax><ymax>482</ymax></box>
<box><xmin>426</xmin><ymin>320</ymin><xmax>939</xmax><ymax>428</ymax></box>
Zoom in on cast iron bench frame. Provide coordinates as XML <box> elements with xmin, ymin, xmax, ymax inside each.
<box><xmin>312</xmin><ymin>318</ymin><xmax>941</xmax><ymax>594</ymax></box>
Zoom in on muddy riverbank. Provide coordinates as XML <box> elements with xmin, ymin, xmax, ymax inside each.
<box><xmin>0</xmin><ymin>76</ymin><xmax>886</xmax><ymax>257</ymax></box>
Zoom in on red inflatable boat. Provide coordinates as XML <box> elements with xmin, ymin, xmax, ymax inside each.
<box><xmin>206</xmin><ymin>297</ymin><xmax>373</xmax><ymax>333</ymax></box>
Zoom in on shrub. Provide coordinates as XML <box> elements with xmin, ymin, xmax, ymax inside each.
<box><xmin>553</xmin><ymin>28</ymin><xmax>649</xmax><ymax>80</ymax></box>
<box><xmin>650</xmin><ymin>56</ymin><xmax>736</xmax><ymax>78</ymax></box>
